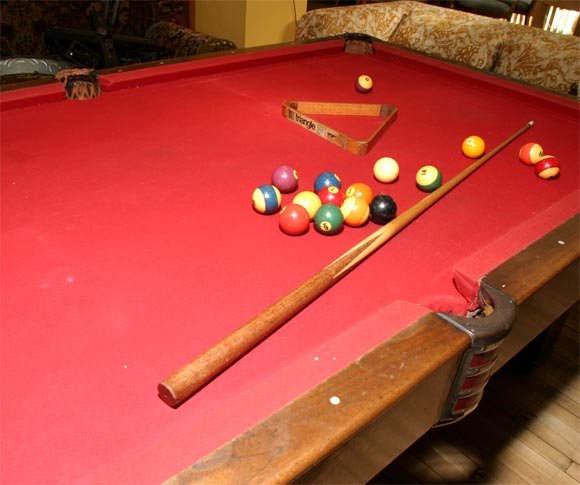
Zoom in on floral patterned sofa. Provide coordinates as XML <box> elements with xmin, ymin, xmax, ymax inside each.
<box><xmin>296</xmin><ymin>1</ymin><xmax>579</xmax><ymax>96</ymax></box>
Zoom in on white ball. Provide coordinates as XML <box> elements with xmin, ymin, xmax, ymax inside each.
<box><xmin>373</xmin><ymin>157</ymin><xmax>399</xmax><ymax>183</ymax></box>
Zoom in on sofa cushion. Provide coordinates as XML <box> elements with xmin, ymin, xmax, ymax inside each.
<box><xmin>389</xmin><ymin>3</ymin><xmax>507</xmax><ymax>70</ymax></box>
<box><xmin>494</xmin><ymin>26</ymin><xmax>580</xmax><ymax>95</ymax></box>
<box><xmin>295</xmin><ymin>1</ymin><xmax>412</xmax><ymax>41</ymax></box>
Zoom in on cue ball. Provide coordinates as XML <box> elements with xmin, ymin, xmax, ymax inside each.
<box><xmin>462</xmin><ymin>136</ymin><xmax>486</xmax><ymax>158</ymax></box>
<box><xmin>272</xmin><ymin>164</ymin><xmax>299</xmax><ymax>193</ymax></box>
<box><xmin>355</xmin><ymin>74</ymin><xmax>373</xmax><ymax>93</ymax></box>
<box><xmin>519</xmin><ymin>142</ymin><xmax>544</xmax><ymax>165</ymax></box>
<box><xmin>292</xmin><ymin>191</ymin><xmax>321</xmax><ymax>220</ymax></box>
<box><xmin>345</xmin><ymin>182</ymin><xmax>373</xmax><ymax>205</ymax></box>
<box><xmin>314</xmin><ymin>204</ymin><xmax>344</xmax><ymax>235</ymax></box>
<box><xmin>314</xmin><ymin>172</ymin><xmax>342</xmax><ymax>193</ymax></box>
<box><xmin>373</xmin><ymin>157</ymin><xmax>399</xmax><ymax>183</ymax></box>
<box><xmin>279</xmin><ymin>203</ymin><xmax>310</xmax><ymax>235</ymax></box>
<box><xmin>534</xmin><ymin>155</ymin><xmax>560</xmax><ymax>179</ymax></box>
<box><xmin>369</xmin><ymin>194</ymin><xmax>397</xmax><ymax>225</ymax></box>
<box><xmin>416</xmin><ymin>165</ymin><xmax>442</xmax><ymax>192</ymax></box>
<box><xmin>341</xmin><ymin>196</ymin><xmax>370</xmax><ymax>227</ymax></box>
<box><xmin>252</xmin><ymin>184</ymin><xmax>281</xmax><ymax>214</ymax></box>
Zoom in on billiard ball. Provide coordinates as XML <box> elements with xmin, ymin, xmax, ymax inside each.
<box><xmin>373</xmin><ymin>157</ymin><xmax>399</xmax><ymax>183</ymax></box>
<box><xmin>272</xmin><ymin>164</ymin><xmax>299</xmax><ymax>193</ymax></box>
<box><xmin>345</xmin><ymin>182</ymin><xmax>373</xmax><ymax>205</ymax></box>
<box><xmin>355</xmin><ymin>74</ymin><xmax>373</xmax><ymax>93</ymax></box>
<box><xmin>369</xmin><ymin>194</ymin><xmax>397</xmax><ymax>225</ymax></box>
<box><xmin>416</xmin><ymin>165</ymin><xmax>442</xmax><ymax>192</ymax></box>
<box><xmin>314</xmin><ymin>204</ymin><xmax>344</xmax><ymax>235</ymax></box>
<box><xmin>279</xmin><ymin>203</ymin><xmax>310</xmax><ymax>235</ymax></box>
<box><xmin>462</xmin><ymin>135</ymin><xmax>486</xmax><ymax>158</ymax></box>
<box><xmin>314</xmin><ymin>172</ymin><xmax>342</xmax><ymax>193</ymax></box>
<box><xmin>519</xmin><ymin>142</ymin><xmax>544</xmax><ymax>165</ymax></box>
<box><xmin>534</xmin><ymin>155</ymin><xmax>560</xmax><ymax>180</ymax></box>
<box><xmin>252</xmin><ymin>184</ymin><xmax>281</xmax><ymax>214</ymax></box>
<box><xmin>341</xmin><ymin>196</ymin><xmax>370</xmax><ymax>227</ymax></box>
<box><xmin>292</xmin><ymin>191</ymin><xmax>321</xmax><ymax>220</ymax></box>
<box><xmin>318</xmin><ymin>186</ymin><xmax>345</xmax><ymax>206</ymax></box>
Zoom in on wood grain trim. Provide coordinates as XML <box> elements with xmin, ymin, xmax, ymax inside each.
<box><xmin>482</xmin><ymin>214</ymin><xmax>579</xmax><ymax>373</ymax></box>
<box><xmin>483</xmin><ymin>214</ymin><xmax>579</xmax><ymax>306</ymax></box>
<box><xmin>164</xmin><ymin>315</ymin><xmax>470</xmax><ymax>484</ymax></box>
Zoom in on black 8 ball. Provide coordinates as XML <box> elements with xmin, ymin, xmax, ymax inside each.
<box><xmin>370</xmin><ymin>194</ymin><xmax>397</xmax><ymax>225</ymax></box>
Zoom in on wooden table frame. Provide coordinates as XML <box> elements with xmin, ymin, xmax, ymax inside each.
<box><xmin>165</xmin><ymin>216</ymin><xmax>579</xmax><ymax>483</ymax></box>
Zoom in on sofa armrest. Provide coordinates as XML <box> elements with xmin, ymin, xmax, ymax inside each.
<box><xmin>494</xmin><ymin>24</ymin><xmax>580</xmax><ymax>96</ymax></box>
<box><xmin>295</xmin><ymin>1</ymin><xmax>413</xmax><ymax>41</ymax></box>
<box><xmin>145</xmin><ymin>21</ymin><xmax>236</xmax><ymax>57</ymax></box>
<box><xmin>388</xmin><ymin>3</ymin><xmax>509</xmax><ymax>71</ymax></box>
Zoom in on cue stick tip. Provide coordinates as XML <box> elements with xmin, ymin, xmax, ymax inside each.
<box><xmin>528</xmin><ymin>120</ymin><xmax>535</xmax><ymax>126</ymax></box>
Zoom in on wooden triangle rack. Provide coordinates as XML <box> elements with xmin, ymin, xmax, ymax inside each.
<box><xmin>282</xmin><ymin>101</ymin><xmax>397</xmax><ymax>155</ymax></box>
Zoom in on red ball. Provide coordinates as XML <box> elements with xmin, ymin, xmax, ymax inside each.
<box><xmin>534</xmin><ymin>155</ymin><xmax>560</xmax><ymax>180</ymax></box>
<box><xmin>519</xmin><ymin>143</ymin><xmax>544</xmax><ymax>165</ymax></box>
<box><xmin>279</xmin><ymin>203</ymin><xmax>310</xmax><ymax>235</ymax></box>
<box><xmin>318</xmin><ymin>186</ymin><xmax>345</xmax><ymax>206</ymax></box>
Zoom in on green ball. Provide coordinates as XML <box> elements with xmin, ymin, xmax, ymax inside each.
<box><xmin>314</xmin><ymin>204</ymin><xmax>344</xmax><ymax>235</ymax></box>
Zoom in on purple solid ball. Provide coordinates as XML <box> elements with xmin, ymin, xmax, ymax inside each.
<box><xmin>272</xmin><ymin>165</ymin><xmax>299</xmax><ymax>193</ymax></box>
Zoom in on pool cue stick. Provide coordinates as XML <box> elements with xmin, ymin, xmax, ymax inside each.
<box><xmin>158</xmin><ymin>121</ymin><xmax>534</xmax><ymax>407</ymax></box>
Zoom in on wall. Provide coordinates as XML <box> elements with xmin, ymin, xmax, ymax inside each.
<box><xmin>195</xmin><ymin>0</ymin><xmax>308</xmax><ymax>48</ymax></box>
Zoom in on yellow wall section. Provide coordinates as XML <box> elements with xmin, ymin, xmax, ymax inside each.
<box><xmin>195</xmin><ymin>1</ymin><xmax>246</xmax><ymax>49</ymax></box>
<box><xmin>195</xmin><ymin>0</ymin><xmax>307</xmax><ymax>49</ymax></box>
<box><xmin>245</xmin><ymin>0</ymin><xmax>307</xmax><ymax>48</ymax></box>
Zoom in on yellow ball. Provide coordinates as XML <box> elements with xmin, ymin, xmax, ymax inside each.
<box><xmin>373</xmin><ymin>157</ymin><xmax>399</xmax><ymax>183</ymax></box>
<box><xmin>462</xmin><ymin>135</ymin><xmax>486</xmax><ymax>158</ymax></box>
<box><xmin>292</xmin><ymin>191</ymin><xmax>321</xmax><ymax>220</ymax></box>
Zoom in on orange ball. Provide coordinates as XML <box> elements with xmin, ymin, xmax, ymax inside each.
<box><xmin>462</xmin><ymin>136</ymin><xmax>486</xmax><ymax>158</ymax></box>
<box><xmin>340</xmin><ymin>196</ymin><xmax>370</xmax><ymax>227</ymax></box>
<box><xmin>344</xmin><ymin>182</ymin><xmax>374</xmax><ymax>205</ymax></box>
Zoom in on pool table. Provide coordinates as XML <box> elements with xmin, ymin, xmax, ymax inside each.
<box><xmin>1</xmin><ymin>37</ymin><xmax>578</xmax><ymax>484</ymax></box>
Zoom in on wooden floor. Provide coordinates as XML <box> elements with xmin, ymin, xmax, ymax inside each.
<box><xmin>371</xmin><ymin>303</ymin><xmax>579</xmax><ymax>484</ymax></box>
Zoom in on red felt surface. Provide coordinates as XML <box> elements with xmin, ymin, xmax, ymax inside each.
<box><xmin>1</xmin><ymin>40</ymin><xmax>578</xmax><ymax>483</ymax></box>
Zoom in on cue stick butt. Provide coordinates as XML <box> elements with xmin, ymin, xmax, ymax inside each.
<box><xmin>159</xmin><ymin>268</ymin><xmax>338</xmax><ymax>407</ymax></box>
<box><xmin>158</xmin><ymin>382</ymin><xmax>179</xmax><ymax>407</ymax></box>
<box><xmin>158</xmin><ymin>122</ymin><xmax>533</xmax><ymax>407</ymax></box>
